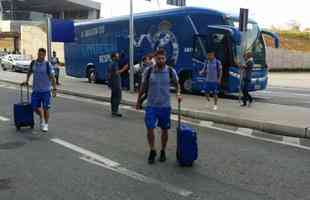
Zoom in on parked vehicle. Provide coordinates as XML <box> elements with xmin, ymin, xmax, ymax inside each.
<box><xmin>65</xmin><ymin>7</ymin><xmax>279</xmax><ymax>93</ymax></box>
<box><xmin>1</xmin><ymin>54</ymin><xmax>32</xmax><ymax>72</ymax></box>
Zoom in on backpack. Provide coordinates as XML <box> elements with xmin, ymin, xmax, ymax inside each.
<box><xmin>144</xmin><ymin>66</ymin><xmax>175</xmax><ymax>92</ymax></box>
<box><xmin>30</xmin><ymin>60</ymin><xmax>51</xmax><ymax>76</ymax></box>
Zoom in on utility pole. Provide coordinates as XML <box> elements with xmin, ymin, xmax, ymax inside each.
<box><xmin>129</xmin><ymin>0</ymin><xmax>134</xmax><ymax>92</ymax></box>
<box><xmin>46</xmin><ymin>14</ymin><xmax>52</xmax><ymax>61</ymax></box>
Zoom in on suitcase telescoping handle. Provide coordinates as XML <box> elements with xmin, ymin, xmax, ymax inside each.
<box><xmin>178</xmin><ymin>98</ymin><xmax>181</xmax><ymax>129</ymax></box>
<box><xmin>20</xmin><ymin>84</ymin><xmax>30</xmax><ymax>104</ymax></box>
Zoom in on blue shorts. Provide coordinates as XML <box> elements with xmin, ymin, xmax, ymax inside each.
<box><xmin>31</xmin><ymin>91</ymin><xmax>51</xmax><ymax>110</ymax></box>
<box><xmin>145</xmin><ymin>107</ymin><xmax>171</xmax><ymax>130</ymax></box>
<box><xmin>203</xmin><ymin>82</ymin><xmax>219</xmax><ymax>94</ymax></box>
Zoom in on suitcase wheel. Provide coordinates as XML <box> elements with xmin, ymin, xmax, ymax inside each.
<box><xmin>30</xmin><ymin>124</ymin><xmax>34</xmax><ymax>129</ymax></box>
<box><xmin>16</xmin><ymin>126</ymin><xmax>21</xmax><ymax>131</ymax></box>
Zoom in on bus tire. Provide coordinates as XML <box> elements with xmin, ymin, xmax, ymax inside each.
<box><xmin>87</xmin><ymin>67</ymin><xmax>96</xmax><ymax>83</ymax></box>
<box><xmin>1</xmin><ymin>64</ymin><xmax>7</xmax><ymax>71</ymax></box>
<box><xmin>180</xmin><ymin>72</ymin><xmax>193</xmax><ymax>94</ymax></box>
<box><xmin>12</xmin><ymin>65</ymin><xmax>16</xmax><ymax>72</ymax></box>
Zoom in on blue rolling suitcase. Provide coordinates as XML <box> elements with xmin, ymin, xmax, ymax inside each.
<box><xmin>14</xmin><ymin>85</ymin><xmax>34</xmax><ymax>131</ymax></box>
<box><xmin>176</xmin><ymin>100</ymin><xmax>198</xmax><ymax>166</ymax></box>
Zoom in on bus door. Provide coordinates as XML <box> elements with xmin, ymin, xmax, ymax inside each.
<box><xmin>207</xmin><ymin>26</ymin><xmax>234</xmax><ymax>91</ymax></box>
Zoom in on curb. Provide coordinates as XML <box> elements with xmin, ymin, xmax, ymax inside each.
<box><xmin>1</xmin><ymin>79</ymin><xmax>308</xmax><ymax>139</ymax></box>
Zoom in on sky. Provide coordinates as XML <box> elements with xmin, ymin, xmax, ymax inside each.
<box><xmin>96</xmin><ymin>0</ymin><xmax>310</xmax><ymax>29</ymax></box>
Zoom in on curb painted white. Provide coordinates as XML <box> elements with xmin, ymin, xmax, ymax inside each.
<box><xmin>0</xmin><ymin>116</ymin><xmax>10</xmax><ymax>122</ymax></box>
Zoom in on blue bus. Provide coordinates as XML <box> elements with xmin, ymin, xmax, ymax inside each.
<box><xmin>65</xmin><ymin>7</ymin><xmax>279</xmax><ymax>93</ymax></box>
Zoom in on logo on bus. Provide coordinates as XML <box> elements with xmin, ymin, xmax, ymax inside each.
<box><xmin>134</xmin><ymin>20</ymin><xmax>180</xmax><ymax>63</ymax></box>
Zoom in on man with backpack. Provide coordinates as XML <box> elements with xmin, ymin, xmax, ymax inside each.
<box><xmin>200</xmin><ymin>50</ymin><xmax>223</xmax><ymax>110</ymax></box>
<box><xmin>136</xmin><ymin>49</ymin><xmax>182</xmax><ymax>164</ymax></box>
<box><xmin>22</xmin><ymin>48</ymin><xmax>57</xmax><ymax>132</ymax></box>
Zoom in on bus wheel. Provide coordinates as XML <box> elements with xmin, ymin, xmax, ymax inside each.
<box><xmin>180</xmin><ymin>73</ymin><xmax>193</xmax><ymax>94</ymax></box>
<box><xmin>1</xmin><ymin>64</ymin><xmax>7</xmax><ymax>71</ymax></box>
<box><xmin>12</xmin><ymin>66</ymin><xmax>16</xmax><ymax>72</ymax></box>
<box><xmin>87</xmin><ymin>68</ymin><xmax>96</xmax><ymax>83</ymax></box>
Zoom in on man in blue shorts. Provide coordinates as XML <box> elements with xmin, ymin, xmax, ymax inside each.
<box><xmin>136</xmin><ymin>49</ymin><xmax>182</xmax><ymax>164</ymax></box>
<box><xmin>200</xmin><ymin>51</ymin><xmax>223</xmax><ymax>110</ymax></box>
<box><xmin>22</xmin><ymin>48</ymin><xmax>57</xmax><ymax>132</ymax></box>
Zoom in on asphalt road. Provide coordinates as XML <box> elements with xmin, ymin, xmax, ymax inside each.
<box><xmin>255</xmin><ymin>86</ymin><xmax>310</xmax><ymax>108</ymax></box>
<box><xmin>1</xmin><ymin>86</ymin><xmax>310</xmax><ymax>200</ymax></box>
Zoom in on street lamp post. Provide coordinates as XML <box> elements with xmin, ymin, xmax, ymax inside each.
<box><xmin>129</xmin><ymin>0</ymin><xmax>135</xmax><ymax>92</ymax></box>
<box><xmin>46</xmin><ymin>14</ymin><xmax>52</xmax><ymax>61</ymax></box>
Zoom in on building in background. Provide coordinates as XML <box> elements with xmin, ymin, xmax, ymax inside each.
<box><xmin>0</xmin><ymin>0</ymin><xmax>101</xmax><ymax>62</ymax></box>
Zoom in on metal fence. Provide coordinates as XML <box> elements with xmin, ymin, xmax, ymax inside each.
<box><xmin>267</xmin><ymin>48</ymin><xmax>310</xmax><ymax>70</ymax></box>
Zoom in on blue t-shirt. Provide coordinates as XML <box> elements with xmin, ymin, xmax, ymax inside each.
<box><xmin>203</xmin><ymin>59</ymin><xmax>222</xmax><ymax>82</ymax></box>
<box><xmin>31</xmin><ymin>60</ymin><xmax>55</xmax><ymax>93</ymax></box>
<box><xmin>142</xmin><ymin>65</ymin><xmax>178</xmax><ymax>108</ymax></box>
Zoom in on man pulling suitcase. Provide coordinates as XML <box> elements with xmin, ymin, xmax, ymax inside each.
<box><xmin>136</xmin><ymin>49</ymin><xmax>182</xmax><ymax>164</ymax></box>
<box><xmin>21</xmin><ymin>48</ymin><xmax>57</xmax><ymax>133</ymax></box>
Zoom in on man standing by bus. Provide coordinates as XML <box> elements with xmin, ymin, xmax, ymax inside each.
<box><xmin>136</xmin><ymin>49</ymin><xmax>182</xmax><ymax>164</ymax></box>
<box><xmin>22</xmin><ymin>48</ymin><xmax>57</xmax><ymax>132</ymax></box>
<box><xmin>136</xmin><ymin>54</ymin><xmax>154</xmax><ymax>109</ymax></box>
<box><xmin>51</xmin><ymin>51</ymin><xmax>61</xmax><ymax>85</ymax></box>
<box><xmin>119</xmin><ymin>52</ymin><xmax>130</xmax><ymax>91</ymax></box>
<box><xmin>200</xmin><ymin>51</ymin><xmax>223</xmax><ymax>110</ymax></box>
<box><xmin>108</xmin><ymin>53</ymin><xmax>123</xmax><ymax>117</ymax></box>
<box><xmin>241</xmin><ymin>52</ymin><xmax>254</xmax><ymax>107</ymax></box>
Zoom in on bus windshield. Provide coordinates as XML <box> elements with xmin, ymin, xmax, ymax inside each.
<box><xmin>232</xmin><ymin>20</ymin><xmax>266</xmax><ymax>67</ymax></box>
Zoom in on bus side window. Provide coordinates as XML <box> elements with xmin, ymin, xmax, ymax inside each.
<box><xmin>193</xmin><ymin>35</ymin><xmax>208</xmax><ymax>61</ymax></box>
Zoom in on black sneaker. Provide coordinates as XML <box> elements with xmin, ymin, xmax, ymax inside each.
<box><xmin>148</xmin><ymin>150</ymin><xmax>157</xmax><ymax>164</ymax></box>
<box><xmin>159</xmin><ymin>150</ymin><xmax>166</xmax><ymax>162</ymax></box>
<box><xmin>112</xmin><ymin>113</ymin><xmax>123</xmax><ymax>117</ymax></box>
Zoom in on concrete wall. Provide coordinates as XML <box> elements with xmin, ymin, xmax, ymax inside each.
<box><xmin>20</xmin><ymin>24</ymin><xmax>64</xmax><ymax>62</ymax></box>
<box><xmin>267</xmin><ymin>48</ymin><xmax>310</xmax><ymax>70</ymax></box>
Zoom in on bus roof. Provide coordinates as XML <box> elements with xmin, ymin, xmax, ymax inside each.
<box><xmin>75</xmin><ymin>7</ymin><xmax>226</xmax><ymax>26</ymax></box>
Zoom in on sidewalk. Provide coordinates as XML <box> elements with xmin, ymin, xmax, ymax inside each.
<box><xmin>0</xmin><ymin>69</ymin><xmax>309</xmax><ymax>138</ymax></box>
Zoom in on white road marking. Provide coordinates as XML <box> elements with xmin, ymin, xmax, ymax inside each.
<box><xmin>81</xmin><ymin>157</ymin><xmax>193</xmax><ymax>197</ymax></box>
<box><xmin>283</xmin><ymin>136</ymin><xmax>300</xmax><ymax>145</ymax></box>
<box><xmin>51</xmin><ymin>138</ymin><xmax>192</xmax><ymax>197</ymax></box>
<box><xmin>199</xmin><ymin>121</ymin><xmax>214</xmax><ymax>127</ymax></box>
<box><xmin>259</xmin><ymin>90</ymin><xmax>310</xmax><ymax>98</ymax></box>
<box><xmin>0</xmin><ymin>116</ymin><xmax>10</xmax><ymax>122</ymax></box>
<box><xmin>51</xmin><ymin>138</ymin><xmax>120</xmax><ymax>167</ymax></box>
<box><xmin>236</xmin><ymin>128</ymin><xmax>253</xmax><ymax>136</ymax></box>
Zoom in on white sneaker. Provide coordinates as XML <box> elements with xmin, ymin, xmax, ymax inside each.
<box><xmin>42</xmin><ymin>124</ymin><xmax>48</xmax><ymax>133</ymax></box>
<box><xmin>213</xmin><ymin>105</ymin><xmax>218</xmax><ymax>110</ymax></box>
<box><xmin>40</xmin><ymin>122</ymin><xmax>45</xmax><ymax>131</ymax></box>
